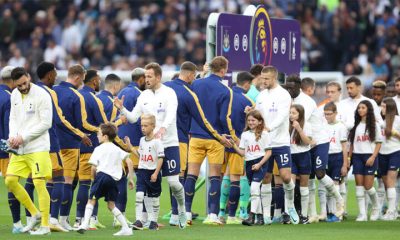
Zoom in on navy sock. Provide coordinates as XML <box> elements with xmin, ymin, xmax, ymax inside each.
<box><xmin>92</xmin><ymin>201</ymin><xmax>99</xmax><ymax>217</ymax></box>
<box><xmin>60</xmin><ymin>183</ymin><xmax>73</xmax><ymax>216</ymax></box>
<box><xmin>72</xmin><ymin>178</ymin><xmax>79</xmax><ymax>191</ymax></box>
<box><xmin>76</xmin><ymin>180</ymin><xmax>91</xmax><ymax>218</ymax></box>
<box><xmin>116</xmin><ymin>176</ymin><xmax>127</xmax><ymax>212</ymax></box>
<box><xmin>24</xmin><ymin>178</ymin><xmax>34</xmax><ymax>217</ymax></box>
<box><xmin>50</xmin><ymin>176</ymin><xmax>64</xmax><ymax>219</ymax></box>
<box><xmin>46</xmin><ymin>182</ymin><xmax>54</xmax><ymax>195</ymax></box>
<box><xmin>184</xmin><ymin>174</ymin><xmax>198</xmax><ymax>213</ymax></box>
<box><xmin>228</xmin><ymin>181</ymin><xmax>240</xmax><ymax>217</ymax></box>
<box><xmin>209</xmin><ymin>176</ymin><xmax>221</xmax><ymax>215</ymax></box>
<box><xmin>274</xmin><ymin>184</ymin><xmax>284</xmax><ymax>211</ymax></box>
<box><xmin>8</xmin><ymin>192</ymin><xmax>20</xmax><ymax>223</ymax></box>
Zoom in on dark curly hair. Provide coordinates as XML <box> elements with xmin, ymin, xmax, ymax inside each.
<box><xmin>348</xmin><ymin>100</ymin><xmax>376</xmax><ymax>144</ymax></box>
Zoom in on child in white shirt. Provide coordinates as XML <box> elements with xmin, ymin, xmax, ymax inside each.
<box><xmin>78</xmin><ymin>123</ymin><xmax>134</xmax><ymax>236</ymax></box>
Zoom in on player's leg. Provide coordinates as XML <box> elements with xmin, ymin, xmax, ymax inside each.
<box><xmin>313</xmin><ymin>143</ymin><xmax>344</xmax><ymax>218</ymax></box>
<box><xmin>276</xmin><ymin>146</ymin><xmax>298</xmax><ymax>225</ymax></box>
<box><xmin>171</xmin><ymin>143</ymin><xmax>188</xmax><ymax>225</ymax></box>
<box><xmin>353</xmin><ymin>154</ymin><xmax>367</xmax><ymax>221</ymax></box>
<box><xmin>24</xmin><ymin>176</ymin><xmax>34</xmax><ymax>223</ymax></box>
<box><xmin>184</xmin><ymin>138</ymin><xmax>206</xmax><ymax>223</ymax></box>
<box><xmin>382</xmin><ymin>151</ymin><xmax>400</xmax><ymax>220</ymax></box>
<box><xmin>147</xmin><ymin>170</ymin><xmax>162</xmax><ymax>230</ymax></box>
<box><xmin>163</xmin><ymin>146</ymin><xmax>186</xmax><ymax>228</ymax></box>
<box><xmin>59</xmin><ymin>149</ymin><xmax>79</xmax><ymax>230</ymax></box>
<box><xmin>48</xmin><ymin>152</ymin><xmax>68</xmax><ymax>232</ymax></box>
<box><xmin>1</xmin><ymin>158</ymin><xmax>23</xmax><ymax>233</ymax></box>
<box><xmin>204</xmin><ymin>139</ymin><xmax>225</xmax><ymax>225</ymax></box>
<box><xmin>297</xmin><ymin>152</ymin><xmax>311</xmax><ymax>224</ymax></box>
<box><xmin>226</xmin><ymin>153</ymin><xmax>243</xmax><ymax>224</ymax></box>
<box><xmin>6</xmin><ymin>154</ymin><xmax>43</xmax><ymax>233</ymax></box>
<box><xmin>218</xmin><ymin>154</ymin><xmax>230</xmax><ymax>221</ymax></box>
<box><xmin>29</xmin><ymin>152</ymin><xmax>52</xmax><ymax>235</ymax></box>
<box><xmin>75</xmin><ymin>153</ymin><xmax>92</xmax><ymax>227</ymax></box>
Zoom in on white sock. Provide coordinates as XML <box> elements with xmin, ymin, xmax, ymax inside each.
<box><xmin>283</xmin><ymin>180</ymin><xmax>295</xmax><ymax>210</ymax></box>
<box><xmin>152</xmin><ymin>197</ymin><xmax>160</xmax><ymax>222</ymax></box>
<box><xmin>300</xmin><ymin>187</ymin><xmax>309</xmax><ymax>217</ymax></box>
<box><xmin>377</xmin><ymin>179</ymin><xmax>386</xmax><ymax>211</ymax></box>
<box><xmin>261</xmin><ymin>183</ymin><xmax>272</xmax><ymax>218</ymax></box>
<box><xmin>59</xmin><ymin>216</ymin><xmax>68</xmax><ymax>223</ymax></box>
<box><xmin>356</xmin><ymin>186</ymin><xmax>366</xmax><ymax>216</ymax></box>
<box><xmin>250</xmin><ymin>181</ymin><xmax>261</xmax><ymax>214</ymax></box>
<box><xmin>320</xmin><ymin>175</ymin><xmax>342</xmax><ymax>202</ymax></box>
<box><xmin>387</xmin><ymin>187</ymin><xmax>397</xmax><ymax>212</ymax></box>
<box><xmin>318</xmin><ymin>184</ymin><xmax>327</xmax><ymax>216</ymax></box>
<box><xmin>135</xmin><ymin>192</ymin><xmax>144</xmax><ymax>222</ymax></box>
<box><xmin>365</xmin><ymin>190</ymin><xmax>371</xmax><ymax>211</ymax></box>
<box><xmin>81</xmin><ymin>204</ymin><xmax>94</xmax><ymax>229</ymax></box>
<box><xmin>366</xmin><ymin>187</ymin><xmax>378</xmax><ymax>209</ymax></box>
<box><xmin>339</xmin><ymin>180</ymin><xmax>347</xmax><ymax>212</ymax></box>
<box><xmin>327</xmin><ymin>193</ymin><xmax>335</xmax><ymax>214</ymax></box>
<box><xmin>274</xmin><ymin>208</ymin><xmax>282</xmax><ymax>218</ymax></box>
<box><xmin>396</xmin><ymin>177</ymin><xmax>400</xmax><ymax>209</ymax></box>
<box><xmin>308</xmin><ymin>179</ymin><xmax>317</xmax><ymax>216</ymax></box>
<box><xmin>142</xmin><ymin>210</ymin><xmax>148</xmax><ymax>223</ymax></box>
<box><xmin>143</xmin><ymin>196</ymin><xmax>154</xmax><ymax>222</ymax></box>
<box><xmin>168</xmin><ymin>175</ymin><xmax>186</xmax><ymax>213</ymax></box>
<box><xmin>112</xmin><ymin>207</ymin><xmax>129</xmax><ymax>229</ymax></box>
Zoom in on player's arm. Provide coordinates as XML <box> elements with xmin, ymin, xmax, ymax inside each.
<box><xmin>8</xmin><ymin>94</ymin><xmax>17</xmax><ymax>138</ymax></box>
<box><xmin>220</xmin><ymin>87</ymin><xmax>238</xmax><ymax>141</ymax></box>
<box><xmin>268</xmin><ymin>94</ymin><xmax>291</xmax><ymax>132</ymax></box>
<box><xmin>153</xmin><ymin>157</ymin><xmax>163</xmax><ymax>179</ymax></box>
<box><xmin>91</xmin><ymin>93</ymin><xmax>109</xmax><ymax>125</ymax></box>
<box><xmin>293</xmin><ymin>122</ymin><xmax>312</xmax><ymax>145</ymax></box>
<box><xmin>183</xmin><ymin>85</ymin><xmax>222</xmax><ymax>141</ymax></box>
<box><xmin>21</xmin><ymin>92</ymin><xmax>53</xmax><ymax>143</ymax></box>
<box><xmin>2</xmin><ymin>99</ymin><xmax>10</xmax><ymax>140</ymax></box>
<box><xmin>124</xmin><ymin>157</ymin><xmax>135</xmax><ymax>190</ymax></box>
<box><xmin>232</xmin><ymin>143</ymin><xmax>245</xmax><ymax>157</ymax></box>
<box><xmin>258</xmin><ymin>148</ymin><xmax>272</xmax><ymax>167</ymax></box>
<box><xmin>46</xmin><ymin>87</ymin><xmax>87</xmax><ymax>141</ymax></box>
<box><xmin>71</xmin><ymin>88</ymin><xmax>98</xmax><ymax>132</ymax></box>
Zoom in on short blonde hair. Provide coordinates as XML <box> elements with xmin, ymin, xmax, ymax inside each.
<box><xmin>67</xmin><ymin>64</ymin><xmax>85</xmax><ymax>78</ymax></box>
<box><xmin>141</xmin><ymin>114</ymin><xmax>156</xmax><ymax>125</ymax></box>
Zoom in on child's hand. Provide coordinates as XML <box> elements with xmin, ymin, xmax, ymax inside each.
<box><xmin>124</xmin><ymin>136</ymin><xmax>132</xmax><ymax>148</ymax></box>
<box><xmin>292</xmin><ymin>120</ymin><xmax>300</xmax><ymax>130</ymax></box>
<box><xmin>150</xmin><ymin>173</ymin><xmax>157</xmax><ymax>182</ymax></box>
<box><xmin>365</xmin><ymin>156</ymin><xmax>375</xmax><ymax>167</ymax></box>
<box><xmin>120</xmin><ymin>115</ymin><xmax>128</xmax><ymax>125</ymax></box>
<box><xmin>340</xmin><ymin>166</ymin><xmax>348</xmax><ymax>177</ymax></box>
<box><xmin>252</xmin><ymin>163</ymin><xmax>261</xmax><ymax>171</ymax></box>
<box><xmin>128</xmin><ymin>178</ymin><xmax>135</xmax><ymax>190</ymax></box>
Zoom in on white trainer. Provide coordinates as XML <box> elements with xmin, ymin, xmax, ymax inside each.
<box><xmin>30</xmin><ymin>226</ymin><xmax>51</xmax><ymax>235</ymax></box>
<box><xmin>21</xmin><ymin>213</ymin><xmax>41</xmax><ymax>233</ymax></box>
<box><xmin>113</xmin><ymin>228</ymin><xmax>133</xmax><ymax>236</ymax></box>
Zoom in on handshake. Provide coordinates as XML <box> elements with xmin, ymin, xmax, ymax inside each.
<box><xmin>0</xmin><ymin>139</ymin><xmax>18</xmax><ymax>155</ymax></box>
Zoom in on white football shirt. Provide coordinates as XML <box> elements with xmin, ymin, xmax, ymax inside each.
<box><xmin>326</xmin><ymin>121</ymin><xmax>348</xmax><ymax>154</ymax></box>
<box><xmin>256</xmin><ymin>85</ymin><xmax>291</xmax><ymax>147</ymax></box>
<box><xmin>380</xmin><ymin>115</ymin><xmax>400</xmax><ymax>155</ymax></box>
<box><xmin>239</xmin><ymin>130</ymin><xmax>272</xmax><ymax>161</ymax></box>
<box><xmin>89</xmin><ymin>142</ymin><xmax>130</xmax><ymax>181</ymax></box>
<box><xmin>122</xmin><ymin>84</ymin><xmax>179</xmax><ymax>147</ymax></box>
<box><xmin>352</xmin><ymin>122</ymin><xmax>382</xmax><ymax>154</ymax></box>
<box><xmin>138</xmin><ymin>137</ymin><xmax>165</xmax><ymax>170</ymax></box>
<box><xmin>290</xmin><ymin>122</ymin><xmax>312</xmax><ymax>154</ymax></box>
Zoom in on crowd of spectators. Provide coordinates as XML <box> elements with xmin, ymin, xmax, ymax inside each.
<box><xmin>0</xmin><ymin>0</ymin><xmax>399</xmax><ymax>84</ymax></box>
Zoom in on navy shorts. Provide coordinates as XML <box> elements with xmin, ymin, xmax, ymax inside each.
<box><xmin>378</xmin><ymin>151</ymin><xmax>400</xmax><ymax>176</ymax></box>
<box><xmin>89</xmin><ymin>172</ymin><xmax>118</xmax><ymax>202</ymax></box>
<box><xmin>352</xmin><ymin>153</ymin><xmax>378</xmax><ymax>175</ymax></box>
<box><xmin>245</xmin><ymin>157</ymin><xmax>268</xmax><ymax>183</ymax></box>
<box><xmin>136</xmin><ymin>169</ymin><xmax>162</xmax><ymax>197</ymax></box>
<box><xmin>291</xmin><ymin>151</ymin><xmax>311</xmax><ymax>175</ymax></box>
<box><xmin>162</xmin><ymin>146</ymin><xmax>180</xmax><ymax>177</ymax></box>
<box><xmin>310</xmin><ymin>142</ymin><xmax>329</xmax><ymax>172</ymax></box>
<box><xmin>267</xmin><ymin>146</ymin><xmax>292</xmax><ymax>173</ymax></box>
<box><xmin>327</xmin><ymin>153</ymin><xmax>343</xmax><ymax>181</ymax></box>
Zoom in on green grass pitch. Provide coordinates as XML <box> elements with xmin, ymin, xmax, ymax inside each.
<box><xmin>0</xmin><ymin>179</ymin><xmax>399</xmax><ymax>239</ymax></box>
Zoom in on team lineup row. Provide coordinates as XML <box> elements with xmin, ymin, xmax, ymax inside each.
<box><xmin>0</xmin><ymin>56</ymin><xmax>399</xmax><ymax>236</ymax></box>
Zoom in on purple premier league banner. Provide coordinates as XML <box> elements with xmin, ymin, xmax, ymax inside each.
<box><xmin>216</xmin><ymin>5</ymin><xmax>301</xmax><ymax>76</ymax></box>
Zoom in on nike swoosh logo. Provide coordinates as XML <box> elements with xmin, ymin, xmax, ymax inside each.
<box><xmin>185</xmin><ymin>192</ymin><xmax>194</xmax><ymax>196</ymax></box>
<box><xmin>51</xmin><ymin>199</ymin><xmax>58</xmax><ymax>203</ymax></box>
<box><xmin>209</xmin><ymin>192</ymin><xmax>217</xmax><ymax>196</ymax></box>
<box><xmin>62</xmin><ymin>201</ymin><xmax>68</xmax><ymax>205</ymax></box>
